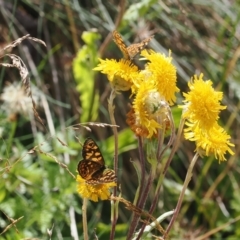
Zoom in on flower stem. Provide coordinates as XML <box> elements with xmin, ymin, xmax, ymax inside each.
<box><xmin>82</xmin><ymin>198</ymin><xmax>89</xmax><ymax>240</ymax></box>
<box><xmin>127</xmin><ymin>169</ymin><xmax>155</xmax><ymax>240</ymax></box>
<box><xmin>136</xmin><ymin>113</ymin><xmax>180</xmax><ymax>239</ymax></box>
<box><xmin>163</xmin><ymin>152</ymin><xmax>199</xmax><ymax>239</ymax></box>
<box><xmin>158</xmin><ymin>106</ymin><xmax>175</xmax><ymax>160</ymax></box>
<box><xmin>108</xmin><ymin>89</ymin><xmax>118</xmax><ymax>240</ymax></box>
<box><xmin>163</xmin><ymin>116</ymin><xmax>185</xmax><ymax>174</ymax></box>
<box><xmin>127</xmin><ymin>136</ymin><xmax>154</xmax><ymax>240</ymax></box>
<box><xmin>136</xmin><ymin>154</ymin><xmax>169</xmax><ymax>239</ymax></box>
<box><xmin>136</xmin><ymin>136</ymin><xmax>145</xmax><ymax>206</ymax></box>
<box><xmin>134</xmin><ymin>171</ymin><xmax>155</xmax><ymax>240</ymax></box>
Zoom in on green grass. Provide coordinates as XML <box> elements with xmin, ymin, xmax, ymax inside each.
<box><xmin>0</xmin><ymin>0</ymin><xmax>239</xmax><ymax>239</ymax></box>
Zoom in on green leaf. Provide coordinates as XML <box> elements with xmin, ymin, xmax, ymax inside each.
<box><xmin>72</xmin><ymin>31</ymin><xmax>101</xmax><ymax>122</ymax></box>
<box><xmin>105</xmin><ymin>128</ymin><xmax>137</xmax><ymax>154</ymax></box>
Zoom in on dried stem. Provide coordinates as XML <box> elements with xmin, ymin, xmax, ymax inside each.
<box><xmin>163</xmin><ymin>152</ymin><xmax>199</xmax><ymax>239</ymax></box>
<box><xmin>136</xmin><ymin>156</ymin><xmax>168</xmax><ymax>239</ymax></box>
<box><xmin>136</xmin><ymin>111</ymin><xmax>178</xmax><ymax>239</ymax></box>
<box><xmin>82</xmin><ymin>198</ymin><xmax>89</xmax><ymax>240</ymax></box>
<box><xmin>127</xmin><ymin>173</ymin><xmax>154</xmax><ymax>239</ymax></box>
<box><xmin>108</xmin><ymin>89</ymin><xmax>118</xmax><ymax>240</ymax></box>
<box><xmin>134</xmin><ymin>170</ymin><xmax>155</xmax><ymax>240</ymax></box>
<box><xmin>127</xmin><ymin>136</ymin><xmax>151</xmax><ymax>239</ymax></box>
<box><xmin>136</xmin><ymin>136</ymin><xmax>145</xmax><ymax>205</ymax></box>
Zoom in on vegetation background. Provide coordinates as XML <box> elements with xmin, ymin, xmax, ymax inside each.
<box><xmin>0</xmin><ymin>0</ymin><xmax>239</xmax><ymax>239</ymax></box>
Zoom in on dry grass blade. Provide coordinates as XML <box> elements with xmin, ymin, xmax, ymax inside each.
<box><xmin>110</xmin><ymin>196</ymin><xmax>165</xmax><ymax>235</ymax></box>
<box><xmin>0</xmin><ymin>34</ymin><xmax>47</xmax><ymax>131</ymax></box>
<box><xmin>195</xmin><ymin>215</ymin><xmax>240</xmax><ymax>240</ymax></box>
<box><xmin>87</xmin><ymin>122</ymin><xmax>119</xmax><ymax>128</ymax></box>
<box><xmin>69</xmin><ymin>122</ymin><xmax>119</xmax><ymax>131</ymax></box>
<box><xmin>27</xmin><ymin>36</ymin><xmax>46</xmax><ymax>47</ymax></box>
<box><xmin>0</xmin><ymin>212</ymin><xmax>24</xmax><ymax>235</ymax></box>
<box><xmin>32</xmin><ymin>145</ymin><xmax>76</xmax><ymax>179</ymax></box>
<box><xmin>0</xmin><ymin>34</ymin><xmax>46</xmax><ymax>55</ymax></box>
<box><xmin>1</xmin><ymin>54</ymin><xmax>31</xmax><ymax>96</ymax></box>
<box><xmin>0</xmin><ymin>54</ymin><xmax>46</xmax><ymax>129</ymax></box>
<box><xmin>57</xmin><ymin>137</ymin><xmax>68</xmax><ymax>146</ymax></box>
<box><xmin>47</xmin><ymin>223</ymin><xmax>54</xmax><ymax>237</ymax></box>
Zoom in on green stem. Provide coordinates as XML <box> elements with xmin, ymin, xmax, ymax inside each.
<box><xmin>163</xmin><ymin>116</ymin><xmax>185</xmax><ymax>174</ymax></box>
<box><xmin>163</xmin><ymin>153</ymin><xmax>199</xmax><ymax>239</ymax></box>
<box><xmin>7</xmin><ymin>120</ymin><xmax>17</xmax><ymax>155</ymax></box>
<box><xmin>158</xmin><ymin>106</ymin><xmax>175</xmax><ymax>160</ymax></box>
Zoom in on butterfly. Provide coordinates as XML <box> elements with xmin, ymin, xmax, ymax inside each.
<box><xmin>78</xmin><ymin>138</ymin><xmax>117</xmax><ymax>185</ymax></box>
<box><xmin>112</xmin><ymin>30</ymin><xmax>153</xmax><ymax>60</ymax></box>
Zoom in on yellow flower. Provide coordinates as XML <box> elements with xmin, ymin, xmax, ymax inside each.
<box><xmin>126</xmin><ymin>108</ymin><xmax>150</xmax><ymax>138</ymax></box>
<box><xmin>181</xmin><ymin>74</ymin><xmax>226</xmax><ymax>129</ymax></box>
<box><xmin>184</xmin><ymin>122</ymin><xmax>235</xmax><ymax>161</ymax></box>
<box><xmin>76</xmin><ymin>175</ymin><xmax>116</xmax><ymax>202</ymax></box>
<box><xmin>130</xmin><ymin>81</ymin><xmax>169</xmax><ymax>138</ymax></box>
<box><xmin>140</xmin><ymin>49</ymin><xmax>179</xmax><ymax>105</ymax></box>
<box><xmin>181</xmin><ymin>73</ymin><xmax>235</xmax><ymax>161</ymax></box>
<box><xmin>93</xmin><ymin>58</ymin><xmax>139</xmax><ymax>91</ymax></box>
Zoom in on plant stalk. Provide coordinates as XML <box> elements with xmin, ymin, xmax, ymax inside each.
<box><xmin>82</xmin><ymin>198</ymin><xmax>89</xmax><ymax>240</ymax></box>
<box><xmin>108</xmin><ymin>89</ymin><xmax>118</xmax><ymax>240</ymax></box>
<box><xmin>163</xmin><ymin>152</ymin><xmax>199</xmax><ymax>238</ymax></box>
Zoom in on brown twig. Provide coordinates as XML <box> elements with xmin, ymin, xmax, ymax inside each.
<box><xmin>108</xmin><ymin>89</ymin><xmax>119</xmax><ymax>240</ymax></box>
<box><xmin>98</xmin><ymin>0</ymin><xmax>126</xmax><ymax>57</ymax></box>
<box><xmin>0</xmin><ymin>212</ymin><xmax>24</xmax><ymax>235</ymax></box>
<box><xmin>110</xmin><ymin>196</ymin><xmax>165</xmax><ymax>236</ymax></box>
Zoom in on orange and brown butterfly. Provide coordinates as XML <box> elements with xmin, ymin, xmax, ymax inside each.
<box><xmin>112</xmin><ymin>30</ymin><xmax>154</xmax><ymax>60</ymax></box>
<box><xmin>78</xmin><ymin>138</ymin><xmax>117</xmax><ymax>185</ymax></box>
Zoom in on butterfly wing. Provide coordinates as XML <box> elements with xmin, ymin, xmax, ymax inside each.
<box><xmin>113</xmin><ymin>30</ymin><xmax>154</xmax><ymax>60</ymax></box>
<box><xmin>126</xmin><ymin>35</ymin><xmax>153</xmax><ymax>59</ymax></box>
<box><xmin>82</xmin><ymin>138</ymin><xmax>104</xmax><ymax>165</ymax></box>
<box><xmin>78</xmin><ymin>138</ymin><xmax>117</xmax><ymax>185</ymax></box>
<box><xmin>112</xmin><ymin>30</ymin><xmax>130</xmax><ymax>60</ymax></box>
<box><xmin>78</xmin><ymin>159</ymin><xmax>103</xmax><ymax>180</ymax></box>
<box><xmin>87</xmin><ymin>169</ymin><xmax>117</xmax><ymax>185</ymax></box>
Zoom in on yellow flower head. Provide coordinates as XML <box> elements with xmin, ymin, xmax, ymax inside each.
<box><xmin>129</xmin><ymin>81</ymin><xmax>169</xmax><ymax>138</ymax></box>
<box><xmin>140</xmin><ymin>49</ymin><xmax>179</xmax><ymax>105</ymax></box>
<box><xmin>181</xmin><ymin>74</ymin><xmax>235</xmax><ymax>161</ymax></box>
<box><xmin>184</xmin><ymin>122</ymin><xmax>235</xmax><ymax>162</ymax></box>
<box><xmin>76</xmin><ymin>175</ymin><xmax>116</xmax><ymax>202</ymax></box>
<box><xmin>126</xmin><ymin>108</ymin><xmax>150</xmax><ymax>138</ymax></box>
<box><xmin>181</xmin><ymin>73</ymin><xmax>226</xmax><ymax>129</ymax></box>
<box><xmin>93</xmin><ymin>58</ymin><xmax>139</xmax><ymax>91</ymax></box>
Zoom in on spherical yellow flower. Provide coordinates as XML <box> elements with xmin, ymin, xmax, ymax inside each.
<box><xmin>140</xmin><ymin>49</ymin><xmax>179</xmax><ymax>105</ymax></box>
<box><xmin>93</xmin><ymin>58</ymin><xmax>139</xmax><ymax>91</ymax></box>
<box><xmin>181</xmin><ymin>73</ymin><xmax>226</xmax><ymax>129</ymax></box>
<box><xmin>131</xmin><ymin>81</ymin><xmax>169</xmax><ymax>138</ymax></box>
<box><xmin>130</xmin><ymin>69</ymin><xmax>150</xmax><ymax>94</ymax></box>
<box><xmin>180</xmin><ymin>73</ymin><xmax>235</xmax><ymax>161</ymax></box>
<box><xmin>184</xmin><ymin>122</ymin><xmax>235</xmax><ymax>162</ymax></box>
<box><xmin>76</xmin><ymin>175</ymin><xmax>116</xmax><ymax>202</ymax></box>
